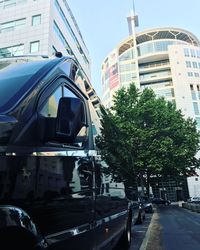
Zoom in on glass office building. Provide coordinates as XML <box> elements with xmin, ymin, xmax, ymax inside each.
<box><xmin>101</xmin><ymin>26</ymin><xmax>200</xmax><ymax>199</ymax></box>
<box><xmin>0</xmin><ymin>0</ymin><xmax>101</xmax><ymax>111</ymax></box>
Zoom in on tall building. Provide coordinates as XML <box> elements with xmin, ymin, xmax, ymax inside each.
<box><xmin>101</xmin><ymin>12</ymin><xmax>200</xmax><ymax>200</ymax></box>
<box><xmin>0</xmin><ymin>0</ymin><xmax>101</xmax><ymax>111</ymax></box>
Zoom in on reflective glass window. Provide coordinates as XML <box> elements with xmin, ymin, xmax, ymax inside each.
<box><xmin>190</xmin><ymin>49</ymin><xmax>196</xmax><ymax>58</ymax></box>
<box><xmin>53</xmin><ymin>21</ymin><xmax>72</xmax><ymax>55</ymax></box>
<box><xmin>192</xmin><ymin>62</ymin><xmax>198</xmax><ymax>68</ymax></box>
<box><xmin>40</xmin><ymin>87</ymin><xmax>62</xmax><ymax>117</ymax></box>
<box><xmin>119</xmin><ymin>62</ymin><xmax>136</xmax><ymax>72</ymax></box>
<box><xmin>197</xmin><ymin>85</ymin><xmax>200</xmax><ymax>99</ymax></box>
<box><xmin>193</xmin><ymin>102</ymin><xmax>199</xmax><ymax>115</ymax></box>
<box><xmin>0</xmin><ymin>44</ymin><xmax>24</xmax><ymax>57</ymax></box>
<box><xmin>186</xmin><ymin>61</ymin><xmax>191</xmax><ymax>68</ymax></box>
<box><xmin>54</xmin><ymin>0</ymin><xmax>89</xmax><ymax>66</ymax></box>
<box><xmin>191</xmin><ymin>91</ymin><xmax>197</xmax><ymax>100</ymax></box>
<box><xmin>140</xmin><ymin>70</ymin><xmax>171</xmax><ymax>81</ymax></box>
<box><xmin>30</xmin><ymin>41</ymin><xmax>40</xmax><ymax>53</ymax></box>
<box><xmin>184</xmin><ymin>48</ymin><xmax>190</xmax><ymax>57</ymax></box>
<box><xmin>138</xmin><ymin>41</ymin><xmax>175</xmax><ymax>57</ymax></box>
<box><xmin>0</xmin><ymin>18</ymin><xmax>26</xmax><ymax>33</ymax></box>
<box><xmin>120</xmin><ymin>72</ymin><xmax>137</xmax><ymax>83</ymax></box>
<box><xmin>153</xmin><ymin>88</ymin><xmax>175</xmax><ymax>98</ymax></box>
<box><xmin>119</xmin><ymin>48</ymin><xmax>134</xmax><ymax>61</ymax></box>
<box><xmin>32</xmin><ymin>14</ymin><xmax>41</xmax><ymax>26</ymax></box>
<box><xmin>141</xmin><ymin>81</ymin><xmax>173</xmax><ymax>90</ymax></box>
<box><xmin>0</xmin><ymin>0</ymin><xmax>27</xmax><ymax>9</ymax></box>
<box><xmin>195</xmin><ymin>117</ymin><xmax>200</xmax><ymax>128</ymax></box>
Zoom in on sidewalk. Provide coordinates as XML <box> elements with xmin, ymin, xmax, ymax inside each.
<box><xmin>139</xmin><ymin>208</ymin><xmax>163</xmax><ymax>250</ymax></box>
<box><xmin>127</xmin><ymin>206</ymin><xmax>164</xmax><ymax>250</ymax></box>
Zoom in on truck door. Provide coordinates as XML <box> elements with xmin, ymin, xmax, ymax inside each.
<box><xmin>33</xmin><ymin>78</ymin><xmax>95</xmax><ymax>250</ymax></box>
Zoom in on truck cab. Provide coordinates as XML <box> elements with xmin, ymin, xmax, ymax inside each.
<box><xmin>0</xmin><ymin>55</ymin><xmax>132</xmax><ymax>250</ymax></box>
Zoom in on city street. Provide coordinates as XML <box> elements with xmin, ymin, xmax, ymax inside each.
<box><xmin>158</xmin><ymin>204</ymin><xmax>200</xmax><ymax>250</ymax></box>
<box><xmin>140</xmin><ymin>204</ymin><xmax>200</xmax><ymax>250</ymax></box>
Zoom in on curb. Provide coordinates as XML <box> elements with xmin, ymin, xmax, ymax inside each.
<box><xmin>139</xmin><ymin>209</ymin><xmax>158</xmax><ymax>250</ymax></box>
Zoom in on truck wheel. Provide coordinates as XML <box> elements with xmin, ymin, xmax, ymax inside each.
<box><xmin>118</xmin><ymin>219</ymin><xmax>132</xmax><ymax>249</ymax></box>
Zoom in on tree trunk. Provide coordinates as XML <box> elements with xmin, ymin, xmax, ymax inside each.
<box><xmin>146</xmin><ymin>171</ymin><xmax>150</xmax><ymax>197</ymax></box>
<box><xmin>140</xmin><ymin>173</ymin><xmax>145</xmax><ymax>196</ymax></box>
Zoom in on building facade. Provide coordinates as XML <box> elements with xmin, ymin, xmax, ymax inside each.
<box><xmin>0</xmin><ymin>0</ymin><xmax>101</xmax><ymax>113</ymax></box>
<box><xmin>101</xmin><ymin>26</ymin><xmax>200</xmax><ymax>199</ymax></box>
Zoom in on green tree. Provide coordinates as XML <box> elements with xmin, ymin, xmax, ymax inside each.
<box><xmin>96</xmin><ymin>84</ymin><xmax>200</xmax><ymax>196</ymax></box>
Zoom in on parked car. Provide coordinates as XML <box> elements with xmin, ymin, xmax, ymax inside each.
<box><xmin>0</xmin><ymin>54</ymin><xmax>133</xmax><ymax>250</ymax></box>
<box><xmin>187</xmin><ymin>197</ymin><xmax>200</xmax><ymax>203</ymax></box>
<box><xmin>141</xmin><ymin>197</ymin><xmax>153</xmax><ymax>213</ymax></box>
<box><xmin>151</xmin><ymin>197</ymin><xmax>171</xmax><ymax>205</ymax></box>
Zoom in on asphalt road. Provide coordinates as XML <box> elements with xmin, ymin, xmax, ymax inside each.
<box><xmin>158</xmin><ymin>204</ymin><xmax>200</xmax><ymax>250</ymax></box>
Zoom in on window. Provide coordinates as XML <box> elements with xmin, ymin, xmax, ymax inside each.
<box><xmin>119</xmin><ymin>62</ymin><xmax>136</xmax><ymax>72</ymax></box>
<box><xmin>40</xmin><ymin>87</ymin><xmax>62</xmax><ymax>117</ymax></box>
<box><xmin>119</xmin><ymin>48</ymin><xmax>134</xmax><ymax>61</ymax></box>
<box><xmin>197</xmin><ymin>86</ymin><xmax>200</xmax><ymax>100</ymax></box>
<box><xmin>192</xmin><ymin>62</ymin><xmax>198</xmax><ymax>68</ymax></box>
<box><xmin>0</xmin><ymin>44</ymin><xmax>24</xmax><ymax>57</ymax></box>
<box><xmin>191</xmin><ymin>90</ymin><xmax>197</xmax><ymax>100</ymax></box>
<box><xmin>188</xmin><ymin>72</ymin><xmax>193</xmax><ymax>77</ymax></box>
<box><xmin>54</xmin><ymin>0</ymin><xmax>89</xmax><ymax>66</ymax></box>
<box><xmin>40</xmin><ymin>83</ymin><xmax>87</xmax><ymax>146</ymax></box>
<box><xmin>30</xmin><ymin>41</ymin><xmax>39</xmax><ymax>53</ymax></box>
<box><xmin>0</xmin><ymin>18</ymin><xmax>26</xmax><ymax>33</ymax></box>
<box><xmin>195</xmin><ymin>72</ymin><xmax>199</xmax><ymax>77</ymax></box>
<box><xmin>195</xmin><ymin>117</ymin><xmax>200</xmax><ymax>128</ymax></box>
<box><xmin>190</xmin><ymin>49</ymin><xmax>196</xmax><ymax>58</ymax></box>
<box><xmin>153</xmin><ymin>88</ymin><xmax>175</xmax><ymax>98</ymax></box>
<box><xmin>186</xmin><ymin>61</ymin><xmax>191</xmax><ymax>68</ymax></box>
<box><xmin>184</xmin><ymin>48</ymin><xmax>189</xmax><ymax>57</ymax></box>
<box><xmin>53</xmin><ymin>21</ymin><xmax>72</xmax><ymax>55</ymax></box>
<box><xmin>120</xmin><ymin>72</ymin><xmax>137</xmax><ymax>83</ymax></box>
<box><xmin>0</xmin><ymin>0</ymin><xmax>27</xmax><ymax>9</ymax></box>
<box><xmin>32</xmin><ymin>14</ymin><xmax>41</xmax><ymax>26</ymax></box>
<box><xmin>193</xmin><ymin>102</ymin><xmax>199</xmax><ymax>115</ymax></box>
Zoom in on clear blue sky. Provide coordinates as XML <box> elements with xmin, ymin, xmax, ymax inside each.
<box><xmin>67</xmin><ymin>0</ymin><xmax>200</xmax><ymax>98</ymax></box>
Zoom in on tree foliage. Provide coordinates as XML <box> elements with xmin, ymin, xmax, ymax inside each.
<box><xmin>96</xmin><ymin>84</ymin><xmax>200</xmax><ymax>192</ymax></box>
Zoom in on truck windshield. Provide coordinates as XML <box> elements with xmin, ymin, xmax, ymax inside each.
<box><xmin>0</xmin><ymin>59</ymin><xmax>56</xmax><ymax>113</ymax></box>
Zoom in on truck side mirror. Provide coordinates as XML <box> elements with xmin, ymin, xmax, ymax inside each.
<box><xmin>56</xmin><ymin>97</ymin><xmax>87</xmax><ymax>142</ymax></box>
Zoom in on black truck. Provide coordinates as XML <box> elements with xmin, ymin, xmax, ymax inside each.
<box><xmin>0</xmin><ymin>55</ymin><xmax>132</xmax><ymax>250</ymax></box>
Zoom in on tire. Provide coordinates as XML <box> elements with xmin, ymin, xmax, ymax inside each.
<box><xmin>117</xmin><ymin>218</ymin><xmax>132</xmax><ymax>249</ymax></box>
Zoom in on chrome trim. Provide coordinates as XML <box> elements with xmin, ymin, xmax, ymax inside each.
<box><xmin>95</xmin><ymin>210</ymin><xmax>127</xmax><ymax>228</ymax></box>
<box><xmin>45</xmin><ymin>223</ymin><xmax>92</xmax><ymax>243</ymax></box>
<box><xmin>5</xmin><ymin>150</ymin><xmax>97</xmax><ymax>157</ymax></box>
<box><xmin>45</xmin><ymin>210</ymin><xmax>127</xmax><ymax>244</ymax></box>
